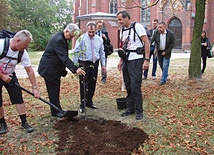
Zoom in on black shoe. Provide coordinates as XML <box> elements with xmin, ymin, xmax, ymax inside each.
<box><xmin>121</xmin><ymin>110</ymin><xmax>135</xmax><ymax>117</ymax></box>
<box><xmin>0</xmin><ymin>123</ymin><xmax>7</xmax><ymax>135</ymax></box>
<box><xmin>136</xmin><ymin>113</ymin><xmax>143</xmax><ymax>120</ymax></box>
<box><xmin>52</xmin><ymin>112</ymin><xmax>64</xmax><ymax>118</ymax></box>
<box><xmin>79</xmin><ymin>108</ymin><xmax>85</xmax><ymax>113</ymax></box>
<box><xmin>21</xmin><ymin>122</ymin><xmax>34</xmax><ymax>133</ymax></box>
<box><xmin>86</xmin><ymin>104</ymin><xmax>98</xmax><ymax>109</ymax></box>
<box><xmin>101</xmin><ymin>80</ymin><xmax>106</xmax><ymax>84</ymax></box>
<box><xmin>160</xmin><ymin>81</ymin><xmax>166</xmax><ymax>86</ymax></box>
<box><xmin>142</xmin><ymin>76</ymin><xmax>147</xmax><ymax>80</ymax></box>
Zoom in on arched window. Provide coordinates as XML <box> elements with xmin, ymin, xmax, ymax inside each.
<box><xmin>110</xmin><ymin>0</ymin><xmax>118</xmax><ymax>14</ymax></box>
<box><xmin>141</xmin><ymin>0</ymin><xmax>150</xmax><ymax>23</ymax></box>
<box><xmin>168</xmin><ymin>18</ymin><xmax>182</xmax><ymax>49</ymax></box>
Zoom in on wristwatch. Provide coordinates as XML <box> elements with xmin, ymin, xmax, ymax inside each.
<box><xmin>144</xmin><ymin>58</ymin><xmax>150</xmax><ymax>61</ymax></box>
<box><xmin>32</xmin><ymin>85</ymin><xmax>37</xmax><ymax>89</ymax></box>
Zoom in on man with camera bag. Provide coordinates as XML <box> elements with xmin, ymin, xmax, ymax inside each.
<box><xmin>116</xmin><ymin>10</ymin><xmax>150</xmax><ymax>120</ymax></box>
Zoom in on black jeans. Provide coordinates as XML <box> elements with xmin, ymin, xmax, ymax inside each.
<box><xmin>122</xmin><ymin>58</ymin><xmax>144</xmax><ymax>114</ymax></box>
<box><xmin>101</xmin><ymin>57</ymin><xmax>107</xmax><ymax>82</ymax></box>
<box><xmin>143</xmin><ymin>46</ymin><xmax>158</xmax><ymax>77</ymax></box>
<box><xmin>201</xmin><ymin>55</ymin><xmax>207</xmax><ymax>74</ymax></box>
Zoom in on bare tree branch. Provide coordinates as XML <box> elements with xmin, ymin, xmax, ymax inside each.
<box><xmin>119</xmin><ymin>0</ymin><xmax>161</xmax><ymax>10</ymax></box>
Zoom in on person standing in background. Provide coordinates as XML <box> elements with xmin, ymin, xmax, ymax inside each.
<box><xmin>96</xmin><ymin>20</ymin><xmax>111</xmax><ymax>84</ymax></box>
<box><xmin>151</xmin><ymin>22</ymin><xmax>175</xmax><ymax>85</ymax></box>
<box><xmin>143</xmin><ymin>19</ymin><xmax>159</xmax><ymax>80</ymax></box>
<box><xmin>73</xmin><ymin>22</ymin><xmax>106</xmax><ymax>113</ymax></box>
<box><xmin>201</xmin><ymin>30</ymin><xmax>210</xmax><ymax>74</ymax></box>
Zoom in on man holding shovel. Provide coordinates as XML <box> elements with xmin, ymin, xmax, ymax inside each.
<box><xmin>38</xmin><ymin>23</ymin><xmax>86</xmax><ymax>118</ymax></box>
<box><xmin>0</xmin><ymin>30</ymin><xmax>40</xmax><ymax>134</ymax></box>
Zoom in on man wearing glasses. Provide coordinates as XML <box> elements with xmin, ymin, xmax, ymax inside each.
<box><xmin>38</xmin><ymin>23</ymin><xmax>86</xmax><ymax>118</ymax></box>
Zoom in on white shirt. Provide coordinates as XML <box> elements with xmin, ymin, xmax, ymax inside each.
<box><xmin>120</xmin><ymin>22</ymin><xmax>147</xmax><ymax>61</ymax></box>
<box><xmin>0</xmin><ymin>39</ymin><xmax>31</xmax><ymax>74</ymax></box>
<box><xmin>159</xmin><ymin>30</ymin><xmax>167</xmax><ymax>50</ymax></box>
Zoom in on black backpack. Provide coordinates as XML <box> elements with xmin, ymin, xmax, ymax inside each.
<box><xmin>0</xmin><ymin>30</ymin><xmax>24</xmax><ymax>63</ymax></box>
<box><xmin>121</xmin><ymin>22</ymin><xmax>151</xmax><ymax>44</ymax></box>
<box><xmin>119</xmin><ymin>22</ymin><xmax>150</xmax><ymax>60</ymax></box>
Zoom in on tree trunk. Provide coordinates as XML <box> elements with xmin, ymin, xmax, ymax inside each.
<box><xmin>188</xmin><ymin>0</ymin><xmax>206</xmax><ymax>79</ymax></box>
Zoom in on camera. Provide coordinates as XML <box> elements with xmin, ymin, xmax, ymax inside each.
<box><xmin>116</xmin><ymin>48</ymin><xmax>128</xmax><ymax>61</ymax></box>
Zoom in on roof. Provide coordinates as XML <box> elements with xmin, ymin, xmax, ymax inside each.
<box><xmin>76</xmin><ymin>12</ymin><xmax>117</xmax><ymax>20</ymax></box>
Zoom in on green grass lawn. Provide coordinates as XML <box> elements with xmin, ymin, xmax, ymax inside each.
<box><xmin>0</xmin><ymin>52</ymin><xmax>213</xmax><ymax>154</ymax></box>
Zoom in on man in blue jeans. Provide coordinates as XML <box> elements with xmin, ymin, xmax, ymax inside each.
<box><xmin>143</xmin><ymin>19</ymin><xmax>158</xmax><ymax>80</ymax></box>
<box><xmin>151</xmin><ymin>22</ymin><xmax>175</xmax><ymax>85</ymax></box>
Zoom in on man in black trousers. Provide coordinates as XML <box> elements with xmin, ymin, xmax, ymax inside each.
<box><xmin>143</xmin><ymin>19</ymin><xmax>159</xmax><ymax>80</ymax></box>
<box><xmin>38</xmin><ymin>23</ymin><xmax>85</xmax><ymax>117</ymax></box>
<box><xmin>96</xmin><ymin>20</ymin><xmax>111</xmax><ymax>84</ymax></box>
<box><xmin>73</xmin><ymin>22</ymin><xmax>106</xmax><ymax>113</ymax></box>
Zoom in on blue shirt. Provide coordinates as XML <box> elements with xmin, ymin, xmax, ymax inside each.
<box><xmin>73</xmin><ymin>33</ymin><xmax>105</xmax><ymax>66</ymax></box>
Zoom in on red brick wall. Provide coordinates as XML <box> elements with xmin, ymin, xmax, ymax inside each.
<box><xmin>73</xmin><ymin>0</ymin><xmax>214</xmax><ymax>50</ymax></box>
<box><xmin>206</xmin><ymin>1</ymin><xmax>214</xmax><ymax>46</ymax></box>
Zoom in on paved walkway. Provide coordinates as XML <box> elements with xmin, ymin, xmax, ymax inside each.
<box><xmin>107</xmin><ymin>51</ymin><xmax>190</xmax><ymax>69</ymax></box>
<box><xmin>15</xmin><ymin>51</ymin><xmax>190</xmax><ymax>78</ymax></box>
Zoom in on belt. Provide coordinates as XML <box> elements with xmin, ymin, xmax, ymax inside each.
<box><xmin>125</xmin><ymin>50</ymin><xmax>136</xmax><ymax>52</ymax></box>
<box><xmin>78</xmin><ymin>60</ymin><xmax>99</xmax><ymax>64</ymax></box>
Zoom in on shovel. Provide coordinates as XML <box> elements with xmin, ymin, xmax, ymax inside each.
<box><xmin>15</xmin><ymin>83</ymin><xmax>78</xmax><ymax>119</ymax></box>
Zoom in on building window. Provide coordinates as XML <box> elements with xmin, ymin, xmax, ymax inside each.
<box><xmin>92</xmin><ymin>0</ymin><xmax>96</xmax><ymax>7</ymax></box>
<box><xmin>181</xmin><ymin>0</ymin><xmax>191</xmax><ymax>9</ymax></box>
<box><xmin>110</xmin><ymin>0</ymin><xmax>118</xmax><ymax>14</ymax></box>
<box><xmin>141</xmin><ymin>0</ymin><xmax>150</xmax><ymax>23</ymax></box>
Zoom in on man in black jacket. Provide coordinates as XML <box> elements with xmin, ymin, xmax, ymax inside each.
<box><xmin>143</xmin><ymin>19</ymin><xmax>159</xmax><ymax>80</ymax></box>
<box><xmin>96</xmin><ymin>20</ymin><xmax>111</xmax><ymax>84</ymax></box>
<box><xmin>38</xmin><ymin>23</ymin><xmax>85</xmax><ymax>117</ymax></box>
<box><xmin>151</xmin><ymin>22</ymin><xmax>175</xmax><ymax>85</ymax></box>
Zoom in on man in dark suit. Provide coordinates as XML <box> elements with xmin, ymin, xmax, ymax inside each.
<box><xmin>96</xmin><ymin>20</ymin><xmax>111</xmax><ymax>84</ymax></box>
<box><xmin>38</xmin><ymin>23</ymin><xmax>86</xmax><ymax>117</ymax></box>
<box><xmin>143</xmin><ymin>19</ymin><xmax>159</xmax><ymax>80</ymax></box>
<box><xmin>151</xmin><ymin>22</ymin><xmax>175</xmax><ymax>85</ymax></box>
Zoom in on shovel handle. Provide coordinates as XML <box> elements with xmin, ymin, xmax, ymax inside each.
<box><xmin>15</xmin><ymin>83</ymin><xmax>63</xmax><ymax>113</ymax></box>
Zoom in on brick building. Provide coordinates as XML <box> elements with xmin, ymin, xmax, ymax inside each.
<box><xmin>73</xmin><ymin>0</ymin><xmax>214</xmax><ymax>51</ymax></box>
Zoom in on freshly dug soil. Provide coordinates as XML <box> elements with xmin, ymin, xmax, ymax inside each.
<box><xmin>54</xmin><ymin>116</ymin><xmax>148</xmax><ymax>155</ymax></box>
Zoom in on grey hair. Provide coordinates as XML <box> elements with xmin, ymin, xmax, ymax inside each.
<box><xmin>14</xmin><ymin>30</ymin><xmax>33</xmax><ymax>41</ymax></box>
<box><xmin>64</xmin><ymin>23</ymin><xmax>79</xmax><ymax>33</ymax></box>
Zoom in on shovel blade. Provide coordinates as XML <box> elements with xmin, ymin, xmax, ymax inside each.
<box><xmin>61</xmin><ymin>110</ymin><xmax>78</xmax><ymax>118</ymax></box>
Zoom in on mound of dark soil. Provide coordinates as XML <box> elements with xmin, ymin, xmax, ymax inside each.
<box><xmin>54</xmin><ymin>117</ymin><xmax>148</xmax><ymax>155</ymax></box>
